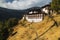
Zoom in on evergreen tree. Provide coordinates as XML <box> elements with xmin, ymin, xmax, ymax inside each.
<box><xmin>51</xmin><ymin>0</ymin><xmax>60</xmax><ymax>12</ymax></box>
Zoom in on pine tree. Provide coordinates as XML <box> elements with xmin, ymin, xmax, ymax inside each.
<box><xmin>51</xmin><ymin>0</ymin><xmax>60</xmax><ymax>12</ymax></box>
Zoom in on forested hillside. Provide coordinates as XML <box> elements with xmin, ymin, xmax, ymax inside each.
<box><xmin>0</xmin><ymin>0</ymin><xmax>60</xmax><ymax>40</ymax></box>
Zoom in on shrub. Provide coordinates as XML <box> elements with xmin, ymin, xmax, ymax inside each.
<box><xmin>0</xmin><ymin>18</ymin><xmax>18</xmax><ymax>40</ymax></box>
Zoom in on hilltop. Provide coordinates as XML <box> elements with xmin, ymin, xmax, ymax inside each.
<box><xmin>7</xmin><ymin>14</ymin><xmax>60</xmax><ymax>40</ymax></box>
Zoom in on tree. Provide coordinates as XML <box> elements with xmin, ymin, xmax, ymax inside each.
<box><xmin>51</xmin><ymin>0</ymin><xmax>60</xmax><ymax>13</ymax></box>
<box><xmin>6</xmin><ymin>18</ymin><xmax>18</xmax><ymax>27</ymax></box>
<box><xmin>0</xmin><ymin>18</ymin><xmax>18</xmax><ymax>40</ymax></box>
<box><xmin>0</xmin><ymin>21</ymin><xmax>3</xmax><ymax>40</ymax></box>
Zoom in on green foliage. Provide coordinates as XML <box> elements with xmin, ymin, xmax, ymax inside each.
<box><xmin>0</xmin><ymin>22</ymin><xmax>3</xmax><ymax>30</ymax></box>
<box><xmin>51</xmin><ymin>0</ymin><xmax>60</xmax><ymax>12</ymax></box>
<box><xmin>0</xmin><ymin>18</ymin><xmax>18</xmax><ymax>40</ymax></box>
<box><xmin>0</xmin><ymin>22</ymin><xmax>3</xmax><ymax>40</ymax></box>
<box><xmin>7</xmin><ymin>18</ymin><xmax>18</xmax><ymax>27</ymax></box>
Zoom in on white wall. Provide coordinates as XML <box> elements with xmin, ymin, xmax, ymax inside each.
<box><xmin>42</xmin><ymin>8</ymin><xmax>49</xmax><ymax>14</ymax></box>
<box><xmin>26</xmin><ymin>16</ymin><xmax>42</xmax><ymax>22</ymax></box>
<box><xmin>23</xmin><ymin>14</ymin><xmax>43</xmax><ymax>22</ymax></box>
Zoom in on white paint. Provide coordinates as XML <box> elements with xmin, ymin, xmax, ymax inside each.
<box><xmin>29</xmin><ymin>11</ymin><xmax>38</xmax><ymax>14</ymax></box>
<box><xmin>26</xmin><ymin>17</ymin><xmax>42</xmax><ymax>22</ymax></box>
<box><xmin>29</xmin><ymin>11</ymin><xmax>33</xmax><ymax>14</ymax></box>
<box><xmin>23</xmin><ymin>14</ymin><xmax>43</xmax><ymax>22</ymax></box>
<box><xmin>42</xmin><ymin>8</ymin><xmax>49</xmax><ymax>14</ymax></box>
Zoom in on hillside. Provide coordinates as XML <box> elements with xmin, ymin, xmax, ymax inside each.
<box><xmin>7</xmin><ymin>14</ymin><xmax>60</xmax><ymax>40</ymax></box>
<box><xmin>0</xmin><ymin>7</ymin><xmax>41</xmax><ymax>21</ymax></box>
<box><xmin>0</xmin><ymin>7</ymin><xmax>25</xmax><ymax>21</ymax></box>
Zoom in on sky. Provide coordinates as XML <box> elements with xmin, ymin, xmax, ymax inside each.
<box><xmin>0</xmin><ymin>0</ymin><xmax>52</xmax><ymax>10</ymax></box>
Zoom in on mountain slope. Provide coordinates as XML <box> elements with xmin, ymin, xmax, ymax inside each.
<box><xmin>0</xmin><ymin>7</ymin><xmax>25</xmax><ymax>21</ymax></box>
<box><xmin>0</xmin><ymin>7</ymin><xmax>41</xmax><ymax>21</ymax></box>
<box><xmin>7</xmin><ymin>14</ymin><xmax>60</xmax><ymax>40</ymax></box>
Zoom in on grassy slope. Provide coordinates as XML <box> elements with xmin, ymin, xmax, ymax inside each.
<box><xmin>7</xmin><ymin>14</ymin><xmax>60</xmax><ymax>40</ymax></box>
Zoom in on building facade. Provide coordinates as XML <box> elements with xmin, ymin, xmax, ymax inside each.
<box><xmin>23</xmin><ymin>10</ymin><xmax>44</xmax><ymax>22</ymax></box>
<box><xmin>23</xmin><ymin>4</ymin><xmax>51</xmax><ymax>22</ymax></box>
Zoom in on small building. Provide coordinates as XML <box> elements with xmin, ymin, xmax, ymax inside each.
<box><xmin>23</xmin><ymin>4</ymin><xmax>51</xmax><ymax>22</ymax></box>
<box><xmin>23</xmin><ymin>10</ymin><xmax>45</xmax><ymax>22</ymax></box>
<box><xmin>41</xmin><ymin>4</ymin><xmax>50</xmax><ymax>14</ymax></box>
